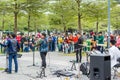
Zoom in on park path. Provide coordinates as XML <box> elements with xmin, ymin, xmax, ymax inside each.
<box><xmin>0</xmin><ymin>51</ymin><xmax>119</xmax><ymax>80</ymax></box>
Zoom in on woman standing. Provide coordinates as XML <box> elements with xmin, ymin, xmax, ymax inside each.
<box><xmin>37</xmin><ymin>33</ymin><xmax>48</xmax><ymax>68</ymax></box>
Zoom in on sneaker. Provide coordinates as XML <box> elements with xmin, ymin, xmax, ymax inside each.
<box><xmin>41</xmin><ymin>66</ymin><xmax>46</xmax><ymax>68</ymax></box>
<box><xmin>76</xmin><ymin>61</ymin><xmax>79</xmax><ymax>63</ymax></box>
<box><xmin>15</xmin><ymin>71</ymin><xmax>18</xmax><ymax>73</ymax></box>
<box><xmin>7</xmin><ymin>72</ymin><xmax>12</xmax><ymax>74</ymax></box>
<box><xmin>4</xmin><ymin>68</ymin><xmax>8</xmax><ymax>72</ymax></box>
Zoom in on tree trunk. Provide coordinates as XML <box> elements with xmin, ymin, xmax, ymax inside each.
<box><xmin>14</xmin><ymin>0</ymin><xmax>18</xmax><ymax>34</ymax></box>
<box><xmin>28</xmin><ymin>13</ymin><xmax>31</xmax><ymax>35</ymax></box>
<box><xmin>34</xmin><ymin>19</ymin><xmax>37</xmax><ymax>35</ymax></box>
<box><xmin>77</xmin><ymin>0</ymin><xmax>82</xmax><ymax>33</ymax></box>
<box><xmin>78</xmin><ymin>12</ymin><xmax>82</xmax><ymax>33</ymax></box>
<box><xmin>64</xmin><ymin>25</ymin><xmax>67</xmax><ymax>33</ymax></box>
<box><xmin>2</xmin><ymin>12</ymin><xmax>5</xmax><ymax>31</ymax></box>
<box><xmin>14</xmin><ymin>13</ymin><xmax>18</xmax><ymax>34</ymax></box>
<box><xmin>61</xmin><ymin>15</ymin><xmax>66</xmax><ymax>33</ymax></box>
<box><xmin>96</xmin><ymin>21</ymin><xmax>99</xmax><ymax>33</ymax></box>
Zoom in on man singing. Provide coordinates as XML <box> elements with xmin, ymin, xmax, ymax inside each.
<box><xmin>75</xmin><ymin>32</ymin><xmax>83</xmax><ymax>63</ymax></box>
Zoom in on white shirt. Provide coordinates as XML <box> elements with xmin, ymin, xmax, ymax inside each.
<box><xmin>109</xmin><ymin>46</ymin><xmax>120</xmax><ymax>68</ymax></box>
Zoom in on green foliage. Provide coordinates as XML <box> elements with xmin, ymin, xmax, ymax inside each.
<box><xmin>111</xmin><ymin>3</ymin><xmax>120</xmax><ymax>29</ymax></box>
<box><xmin>0</xmin><ymin>0</ymin><xmax>119</xmax><ymax>32</ymax></box>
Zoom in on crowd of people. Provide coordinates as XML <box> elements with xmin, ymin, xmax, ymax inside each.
<box><xmin>1</xmin><ymin>31</ymin><xmax>120</xmax><ymax>54</ymax></box>
<box><xmin>0</xmin><ymin>31</ymin><xmax>120</xmax><ymax>74</ymax></box>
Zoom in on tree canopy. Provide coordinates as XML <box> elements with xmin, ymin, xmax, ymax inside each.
<box><xmin>0</xmin><ymin>0</ymin><xmax>120</xmax><ymax>33</ymax></box>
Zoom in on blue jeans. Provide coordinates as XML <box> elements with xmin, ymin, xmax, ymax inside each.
<box><xmin>52</xmin><ymin>42</ymin><xmax>55</xmax><ymax>51</ymax></box>
<box><xmin>49</xmin><ymin>42</ymin><xmax>53</xmax><ymax>51</ymax></box>
<box><xmin>8</xmin><ymin>53</ymin><xmax>18</xmax><ymax>73</ymax></box>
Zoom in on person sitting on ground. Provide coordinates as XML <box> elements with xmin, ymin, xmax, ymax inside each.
<box><xmin>109</xmin><ymin>40</ymin><xmax>120</xmax><ymax>68</ymax></box>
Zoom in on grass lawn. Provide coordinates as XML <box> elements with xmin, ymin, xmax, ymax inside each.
<box><xmin>59</xmin><ymin>52</ymin><xmax>86</xmax><ymax>57</ymax></box>
<box><xmin>0</xmin><ymin>68</ymin><xmax>5</xmax><ymax>71</ymax></box>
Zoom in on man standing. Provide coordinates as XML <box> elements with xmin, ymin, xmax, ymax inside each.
<box><xmin>82</xmin><ymin>33</ymin><xmax>87</xmax><ymax>41</ymax></box>
<box><xmin>0</xmin><ymin>33</ymin><xmax>20</xmax><ymax>73</ymax></box>
<box><xmin>109</xmin><ymin>40</ymin><xmax>120</xmax><ymax>68</ymax></box>
<box><xmin>97</xmin><ymin>32</ymin><xmax>104</xmax><ymax>53</ymax></box>
<box><xmin>52</xmin><ymin>34</ymin><xmax>56</xmax><ymax>51</ymax></box>
<box><xmin>75</xmin><ymin>32</ymin><xmax>83</xmax><ymax>63</ymax></box>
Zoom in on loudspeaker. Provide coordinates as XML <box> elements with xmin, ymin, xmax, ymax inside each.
<box><xmin>90</xmin><ymin>54</ymin><xmax>111</xmax><ymax>80</ymax></box>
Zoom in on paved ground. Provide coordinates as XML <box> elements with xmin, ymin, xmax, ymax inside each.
<box><xmin>0</xmin><ymin>51</ymin><xmax>120</xmax><ymax>80</ymax></box>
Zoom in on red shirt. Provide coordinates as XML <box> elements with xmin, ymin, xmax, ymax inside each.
<box><xmin>110</xmin><ymin>35</ymin><xmax>114</xmax><ymax>40</ymax></box>
<box><xmin>68</xmin><ymin>36</ymin><xmax>73</xmax><ymax>43</ymax></box>
<box><xmin>37</xmin><ymin>33</ymin><xmax>41</xmax><ymax>38</ymax></box>
<box><xmin>64</xmin><ymin>37</ymin><xmax>69</xmax><ymax>43</ymax></box>
<box><xmin>116</xmin><ymin>37</ymin><xmax>120</xmax><ymax>47</ymax></box>
<box><xmin>16</xmin><ymin>35</ymin><xmax>21</xmax><ymax>44</ymax></box>
<box><xmin>73</xmin><ymin>36</ymin><xmax>78</xmax><ymax>43</ymax></box>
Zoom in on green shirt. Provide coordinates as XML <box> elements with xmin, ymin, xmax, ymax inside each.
<box><xmin>97</xmin><ymin>35</ymin><xmax>104</xmax><ymax>44</ymax></box>
<box><xmin>94</xmin><ymin>35</ymin><xmax>97</xmax><ymax>41</ymax></box>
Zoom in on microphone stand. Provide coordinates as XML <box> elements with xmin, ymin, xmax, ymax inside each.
<box><xmin>27</xmin><ymin>46</ymin><xmax>38</xmax><ymax>67</ymax></box>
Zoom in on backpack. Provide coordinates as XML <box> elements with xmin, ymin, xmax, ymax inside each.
<box><xmin>9</xmin><ymin>39</ymin><xmax>19</xmax><ymax>53</ymax></box>
<box><xmin>80</xmin><ymin>62</ymin><xmax>90</xmax><ymax>76</ymax></box>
